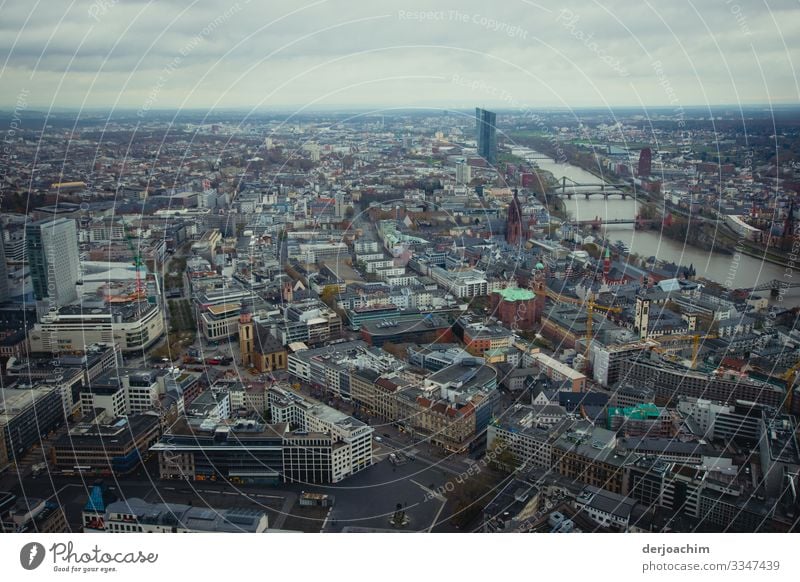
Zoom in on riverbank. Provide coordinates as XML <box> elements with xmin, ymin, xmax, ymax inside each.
<box><xmin>513</xmin><ymin>135</ymin><xmax>795</xmax><ymax>272</ymax></box>
<box><xmin>736</xmin><ymin>242</ymin><xmax>796</xmax><ymax>272</ymax></box>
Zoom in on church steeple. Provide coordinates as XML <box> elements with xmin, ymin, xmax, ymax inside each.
<box><xmin>239</xmin><ymin>303</ymin><xmax>254</xmax><ymax>367</ymax></box>
<box><xmin>506</xmin><ymin>189</ymin><xmax>524</xmax><ymax>246</ymax></box>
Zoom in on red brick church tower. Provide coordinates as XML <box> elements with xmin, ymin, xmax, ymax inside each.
<box><xmin>506</xmin><ymin>189</ymin><xmax>525</xmax><ymax>245</ymax></box>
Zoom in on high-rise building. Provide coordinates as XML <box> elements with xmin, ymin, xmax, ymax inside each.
<box><xmin>25</xmin><ymin>217</ymin><xmax>80</xmax><ymax>308</ymax></box>
<box><xmin>475</xmin><ymin>108</ymin><xmax>497</xmax><ymax>165</ymax></box>
<box><xmin>455</xmin><ymin>160</ymin><xmax>471</xmax><ymax>185</ymax></box>
<box><xmin>0</xmin><ymin>224</ymin><xmax>9</xmax><ymax>303</ymax></box>
<box><xmin>638</xmin><ymin>147</ymin><xmax>652</xmax><ymax>177</ymax></box>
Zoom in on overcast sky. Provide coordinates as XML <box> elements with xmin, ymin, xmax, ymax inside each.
<box><xmin>1</xmin><ymin>0</ymin><xmax>798</xmax><ymax>112</ymax></box>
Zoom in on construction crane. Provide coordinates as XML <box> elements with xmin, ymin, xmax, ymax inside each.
<box><xmin>782</xmin><ymin>359</ymin><xmax>800</xmax><ymax>412</ymax></box>
<box><xmin>125</xmin><ymin>231</ymin><xmax>146</xmax><ymax>301</ymax></box>
<box><xmin>584</xmin><ymin>296</ymin><xmax>622</xmax><ymax>358</ymax></box>
<box><xmin>656</xmin><ymin>333</ymin><xmax>718</xmax><ymax>369</ymax></box>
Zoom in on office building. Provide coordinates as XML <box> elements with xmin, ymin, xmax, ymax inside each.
<box><xmin>153</xmin><ymin>388</ymin><xmax>373</xmax><ymax>485</ymax></box>
<box><xmin>638</xmin><ymin>147</ymin><xmax>652</xmax><ymax>177</ymax></box>
<box><xmin>27</xmin><ymin>300</ymin><xmax>165</xmax><ymax>353</ymax></box>
<box><xmin>53</xmin><ymin>414</ymin><xmax>161</xmax><ymax>475</ymax></box>
<box><xmin>0</xmin><ymin>386</ymin><xmax>65</xmax><ymax>466</ymax></box>
<box><xmin>488</xmin><ymin>406</ymin><xmax>574</xmax><ymax>471</ymax></box>
<box><xmin>627</xmin><ymin>354</ymin><xmax>784</xmax><ymax>408</ymax></box>
<box><xmin>475</xmin><ymin>108</ymin><xmax>497</xmax><ymax>165</ymax></box>
<box><xmin>551</xmin><ymin>423</ymin><xmax>626</xmax><ymax>495</ymax></box>
<box><xmin>267</xmin><ymin>386</ymin><xmax>373</xmax><ymax>482</ymax></box>
<box><xmin>574</xmin><ymin>485</ymin><xmax>636</xmax><ymax>532</ymax></box>
<box><xmin>287</xmin><ymin>340</ymin><xmax>400</xmax><ymax>399</ymax></box>
<box><xmin>606</xmin><ymin>403</ymin><xmax>673</xmax><ymax>437</ymax></box>
<box><xmin>0</xmin><ymin>226</ymin><xmax>9</xmax><ymax>303</ymax></box>
<box><xmin>78</xmin><ymin>368</ymin><xmax>162</xmax><ymax>418</ymax></box>
<box><xmin>25</xmin><ymin>217</ymin><xmax>80</xmax><ymax>307</ymax></box>
<box><xmin>455</xmin><ymin>160</ymin><xmax>471</xmax><ymax>185</ymax></box>
<box><xmin>360</xmin><ymin>313</ymin><xmax>454</xmax><ymax>348</ymax></box>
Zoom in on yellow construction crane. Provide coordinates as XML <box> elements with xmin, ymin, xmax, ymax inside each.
<box><xmin>656</xmin><ymin>333</ymin><xmax>718</xmax><ymax>369</ymax></box>
<box><xmin>782</xmin><ymin>360</ymin><xmax>800</xmax><ymax>412</ymax></box>
<box><xmin>584</xmin><ymin>296</ymin><xmax>622</xmax><ymax>358</ymax></box>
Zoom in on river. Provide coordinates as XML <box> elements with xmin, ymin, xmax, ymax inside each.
<box><xmin>512</xmin><ymin>147</ymin><xmax>800</xmax><ymax>305</ymax></box>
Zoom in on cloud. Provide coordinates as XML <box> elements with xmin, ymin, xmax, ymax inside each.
<box><xmin>0</xmin><ymin>0</ymin><xmax>797</xmax><ymax>110</ymax></box>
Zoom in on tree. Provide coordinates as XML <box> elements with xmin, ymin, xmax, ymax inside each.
<box><xmin>320</xmin><ymin>285</ymin><xmax>339</xmax><ymax>309</ymax></box>
<box><xmin>381</xmin><ymin>342</ymin><xmax>406</xmax><ymax>359</ymax></box>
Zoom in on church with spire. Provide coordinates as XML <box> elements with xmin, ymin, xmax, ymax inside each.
<box><xmin>506</xmin><ymin>189</ymin><xmax>528</xmax><ymax>246</ymax></box>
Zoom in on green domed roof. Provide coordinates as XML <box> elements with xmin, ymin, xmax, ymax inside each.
<box><xmin>535</xmin><ymin>262</ymin><xmax>545</xmax><ymax>270</ymax></box>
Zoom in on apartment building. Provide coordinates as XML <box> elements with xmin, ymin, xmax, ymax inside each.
<box><xmin>530</xmin><ymin>352</ymin><xmax>586</xmax><ymax>392</ymax></box>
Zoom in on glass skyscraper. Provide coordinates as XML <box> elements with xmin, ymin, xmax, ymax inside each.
<box><xmin>0</xmin><ymin>225</ymin><xmax>9</xmax><ymax>303</ymax></box>
<box><xmin>475</xmin><ymin>107</ymin><xmax>497</xmax><ymax>165</ymax></box>
<box><xmin>25</xmin><ymin>217</ymin><xmax>80</xmax><ymax>308</ymax></box>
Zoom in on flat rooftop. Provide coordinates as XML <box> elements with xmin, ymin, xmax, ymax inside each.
<box><xmin>206</xmin><ymin>302</ymin><xmax>241</xmax><ymax>316</ymax></box>
<box><xmin>361</xmin><ymin>314</ymin><xmax>450</xmax><ymax>336</ymax></box>
<box><xmin>0</xmin><ymin>387</ymin><xmax>58</xmax><ymax>426</ymax></box>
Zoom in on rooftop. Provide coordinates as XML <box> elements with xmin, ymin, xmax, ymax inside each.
<box><xmin>575</xmin><ymin>485</ymin><xmax>636</xmax><ymax>521</ymax></box>
<box><xmin>0</xmin><ymin>386</ymin><xmax>59</xmax><ymax>426</ymax></box>
<box><xmin>105</xmin><ymin>498</ymin><xmax>267</xmax><ymax>532</ymax></box>
<box><xmin>495</xmin><ymin>287</ymin><xmax>536</xmax><ymax>302</ymax></box>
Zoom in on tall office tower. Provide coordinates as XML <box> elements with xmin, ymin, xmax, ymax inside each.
<box><xmin>638</xmin><ymin>147</ymin><xmax>652</xmax><ymax>177</ymax></box>
<box><xmin>455</xmin><ymin>160</ymin><xmax>471</xmax><ymax>185</ymax></box>
<box><xmin>0</xmin><ymin>224</ymin><xmax>9</xmax><ymax>303</ymax></box>
<box><xmin>475</xmin><ymin>107</ymin><xmax>497</xmax><ymax>165</ymax></box>
<box><xmin>25</xmin><ymin>217</ymin><xmax>80</xmax><ymax>308</ymax></box>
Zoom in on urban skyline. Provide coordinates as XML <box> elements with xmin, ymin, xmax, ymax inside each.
<box><xmin>1</xmin><ymin>0</ymin><xmax>799</xmax><ymax>547</ymax></box>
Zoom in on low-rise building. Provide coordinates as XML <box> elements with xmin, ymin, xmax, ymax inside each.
<box><xmin>28</xmin><ymin>301</ymin><xmax>165</xmax><ymax>353</ymax></box>
<box><xmin>606</xmin><ymin>403</ymin><xmax>673</xmax><ymax>437</ymax></box>
<box><xmin>462</xmin><ymin>321</ymin><xmax>513</xmax><ymax>357</ymax></box>
<box><xmin>0</xmin><ymin>386</ymin><xmax>64</xmax><ymax>466</ymax></box>
<box><xmin>488</xmin><ymin>406</ymin><xmax>574</xmax><ymax>471</ymax></box>
<box><xmin>627</xmin><ymin>354</ymin><xmax>784</xmax><ymax>407</ymax></box>
<box><xmin>288</xmin><ymin>340</ymin><xmax>401</xmax><ymax>399</ymax></box>
<box><xmin>551</xmin><ymin>423</ymin><xmax>626</xmax><ymax>495</ymax></box>
<box><xmin>574</xmin><ymin>485</ymin><xmax>636</xmax><ymax>532</ymax></box>
<box><xmin>360</xmin><ymin>313</ymin><xmax>453</xmax><ymax>347</ymax></box>
<box><xmin>94</xmin><ymin>497</ymin><xmax>268</xmax><ymax>533</ymax></box>
<box><xmin>53</xmin><ymin>414</ymin><xmax>161</xmax><ymax>475</ymax></box>
<box><xmin>267</xmin><ymin>386</ymin><xmax>373</xmax><ymax>482</ymax></box>
<box><xmin>530</xmin><ymin>352</ymin><xmax>586</xmax><ymax>392</ymax></box>
<box><xmin>152</xmin><ymin>388</ymin><xmax>373</xmax><ymax>486</ymax></box>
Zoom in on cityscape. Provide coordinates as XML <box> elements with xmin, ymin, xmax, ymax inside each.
<box><xmin>0</xmin><ymin>1</ymin><xmax>799</xmax><ymax>542</ymax></box>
